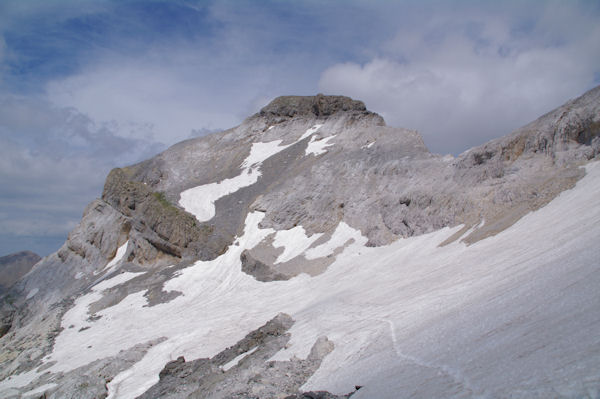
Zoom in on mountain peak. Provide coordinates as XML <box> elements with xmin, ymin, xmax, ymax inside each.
<box><xmin>259</xmin><ymin>94</ymin><xmax>367</xmax><ymax>119</ymax></box>
<box><xmin>2</xmin><ymin>87</ymin><xmax>600</xmax><ymax>398</ymax></box>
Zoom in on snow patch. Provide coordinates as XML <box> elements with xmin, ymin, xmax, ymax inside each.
<box><xmin>305</xmin><ymin>222</ymin><xmax>364</xmax><ymax>260</ymax></box>
<box><xmin>299</xmin><ymin>124</ymin><xmax>323</xmax><ymax>141</ymax></box>
<box><xmin>26</xmin><ymin>288</ymin><xmax>39</xmax><ymax>300</ymax></box>
<box><xmin>241</xmin><ymin>140</ymin><xmax>290</xmax><ymax>169</ymax></box>
<box><xmin>100</xmin><ymin>241</ymin><xmax>129</xmax><ymax>275</ymax></box>
<box><xmin>272</xmin><ymin>226</ymin><xmax>323</xmax><ymax>264</ymax></box>
<box><xmin>48</xmin><ymin>271</ymin><xmax>146</xmax><ymax>367</ymax></box>
<box><xmin>94</xmin><ymin>271</ymin><xmax>146</xmax><ymax>291</ymax></box>
<box><xmin>222</xmin><ymin>346</ymin><xmax>259</xmax><ymax>371</ymax></box>
<box><xmin>179</xmin><ymin>140</ymin><xmax>292</xmax><ymax>222</ymax></box>
<box><xmin>361</xmin><ymin>141</ymin><xmax>375</xmax><ymax>149</ymax></box>
<box><xmin>306</xmin><ymin>135</ymin><xmax>336</xmax><ymax>156</ymax></box>
<box><xmin>179</xmin><ymin>169</ymin><xmax>258</xmax><ymax>221</ymax></box>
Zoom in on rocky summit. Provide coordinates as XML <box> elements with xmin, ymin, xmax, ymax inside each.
<box><xmin>0</xmin><ymin>87</ymin><xmax>599</xmax><ymax>398</ymax></box>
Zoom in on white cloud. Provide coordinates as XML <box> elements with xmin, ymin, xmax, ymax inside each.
<box><xmin>44</xmin><ymin>49</ymin><xmax>308</xmax><ymax>145</ymax></box>
<box><xmin>319</xmin><ymin>2</ymin><xmax>600</xmax><ymax>155</ymax></box>
<box><xmin>0</xmin><ymin>95</ymin><xmax>166</xmax><ymax>255</ymax></box>
<box><xmin>45</xmin><ymin>61</ymin><xmax>222</xmax><ymax>144</ymax></box>
<box><xmin>40</xmin><ymin>1</ymin><xmax>362</xmax><ymax>146</ymax></box>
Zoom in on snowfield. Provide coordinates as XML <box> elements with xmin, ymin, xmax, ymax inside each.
<box><xmin>4</xmin><ymin>161</ymin><xmax>600</xmax><ymax>398</ymax></box>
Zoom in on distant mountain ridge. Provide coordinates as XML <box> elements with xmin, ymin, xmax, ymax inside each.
<box><xmin>0</xmin><ymin>87</ymin><xmax>599</xmax><ymax>398</ymax></box>
<box><xmin>0</xmin><ymin>251</ymin><xmax>40</xmax><ymax>295</ymax></box>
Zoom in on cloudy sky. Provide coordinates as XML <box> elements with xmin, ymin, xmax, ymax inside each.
<box><xmin>1</xmin><ymin>0</ymin><xmax>599</xmax><ymax>257</ymax></box>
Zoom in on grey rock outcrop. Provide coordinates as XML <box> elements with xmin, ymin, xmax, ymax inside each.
<box><xmin>139</xmin><ymin>313</ymin><xmax>344</xmax><ymax>399</ymax></box>
<box><xmin>285</xmin><ymin>391</ymin><xmax>356</xmax><ymax>399</ymax></box>
<box><xmin>101</xmin><ymin>167</ymin><xmax>229</xmax><ymax>263</ymax></box>
<box><xmin>240</xmin><ymin>249</ymin><xmax>289</xmax><ymax>282</ymax></box>
<box><xmin>259</xmin><ymin>94</ymin><xmax>368</xmax><ymax>122</ymax></box>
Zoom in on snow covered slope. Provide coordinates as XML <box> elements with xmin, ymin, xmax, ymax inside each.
<box><xmin>1</xmin><ymin>91</ymin><xmax>599</xmax><ymax>398</ymax></box>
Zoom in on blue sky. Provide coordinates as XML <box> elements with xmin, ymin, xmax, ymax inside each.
<box><xmin>1</xmin><ymin>0</ymin><xmax>599</xmax><ymax>257</ymax></box>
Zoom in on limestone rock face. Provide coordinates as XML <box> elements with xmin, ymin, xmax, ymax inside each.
<box><xmin>464</xmin><ymin>84</ymin><xmax>600</xmax><ymax>164</ymax></box>
<box><xmin>1</xmin><ymin>87</ymin><xmax>600</xmax><ymax>399</ymax></box>
<box><xmin>101</xmin><ymin>168</ymin><xmax>229</xmax><ymax>263</ymax></box>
